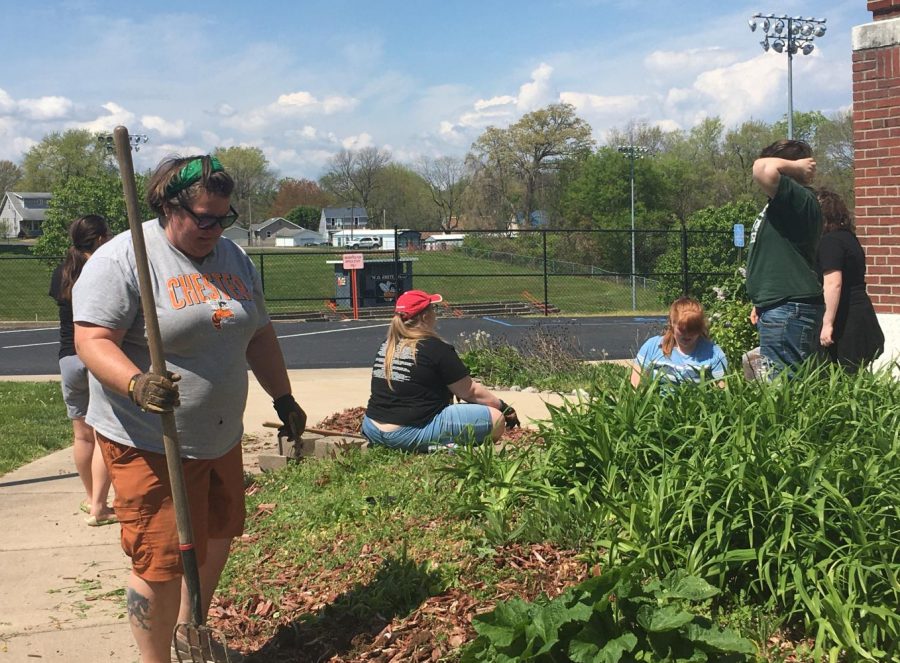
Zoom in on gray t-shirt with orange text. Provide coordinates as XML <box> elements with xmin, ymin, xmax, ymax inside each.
<box><xmin>73</xmin><ymin>219</ymin><xmax>269</xmax><ymax>458</ymax></box>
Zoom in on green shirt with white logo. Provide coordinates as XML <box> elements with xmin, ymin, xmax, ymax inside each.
<box><xmin>745</xmin><ymin>175</ymin><xmax>823</xmax><ymax>308</ymax></box>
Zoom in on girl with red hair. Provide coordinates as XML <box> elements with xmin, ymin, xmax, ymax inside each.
<box><xmin>630</xmin><ymin>297</ymin><xmax>728</xmax><ymax>387</ymax></box>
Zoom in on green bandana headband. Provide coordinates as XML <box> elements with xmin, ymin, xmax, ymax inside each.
<box><xmin>165</xmin><ymin>156</ymin><xmax>224</xmax><ymax>198</ymax></box>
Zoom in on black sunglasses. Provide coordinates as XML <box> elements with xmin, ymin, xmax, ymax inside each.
<box><xmin>181</xmin><ymin>204</ymin><xmax>240</xmax><ymax>230</ymax></box>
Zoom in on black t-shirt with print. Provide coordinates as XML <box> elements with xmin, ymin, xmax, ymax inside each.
<box><xmin>48</xmin><ymin>264</ymin><xmax>76</xmax><ymax>359</ymax></box>
<box><xmin>366</xmin><ymin>336</ymin><xmax>470</xmax><ymax>427</ymax></box>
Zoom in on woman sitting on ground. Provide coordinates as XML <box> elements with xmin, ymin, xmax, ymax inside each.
<box><xmin>630</xmin><ymin>297</ymin><xmax>728</xmax><ymax>387</ymax></box>
<box><xmin>362</xmin><ymin>290</ymin><xmax>518</xmax><ymax>452</ymax></box>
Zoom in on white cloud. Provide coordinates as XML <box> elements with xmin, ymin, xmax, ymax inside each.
<box><xmin>342</xmin><ymin>132</ymin><xmax>373</xmax><ymax>149</ymax></box>
<box><xmin>71</xmin><ymin>101</ymin><xmax>135</xmax><ymax>132</ymax></box>
<box><xmin>645</xmin><ymin>47</ymin><xmax>737</xmax><ymax>74</ymax></box>
<box><xmin>0</xmin><ymin>88</ymin><xmax>15</xmax><ymax>114</ymax></box>
<box><xmin>141</xmin><ymin>114</ymin><xmax>186</xmax><ymax>139</ymax></box>
<box><xmin>517</xmin><ymin>63</ymin><xmax>555</xmax><ymax>111</ymax></box>
<box><xmin>475</xmin><ymin>95</ymin><xmax>516</xmax><ymax>111</ymax></box>
<box><xmin>560</xmin><ymin>91</ymin><xmax>644</xmax><ymax>116</ymax></box>
<box><xmin>223</xmin><ymin>90</ymin><xmax>359</xmax><ymax>132</ymax></box>
<box><xmin>17</xmin><ymin>96</ymin><xmax>73</xmax><ymax>120</ymax></box>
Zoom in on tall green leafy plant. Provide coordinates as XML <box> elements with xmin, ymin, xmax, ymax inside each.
<box><xmin>447</xmin><ymin>366</ymin><xmax>900</xmax><ymax>660</ymax></box>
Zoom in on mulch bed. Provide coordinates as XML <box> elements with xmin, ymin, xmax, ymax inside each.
<box><xmin>210</xmin><ymin>539</ymin><xmax>590</xmax><ymax>662</ymax></box>
<box><xmin>213</xmin><ymin>407</ymin><xmax>558</xmax><ymax>661</ymax></box>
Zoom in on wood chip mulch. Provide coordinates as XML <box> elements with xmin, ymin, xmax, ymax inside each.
<box><xmin>209</xmin><ymin>539</ymin><xmax>590</xmax><ymax>662</ymax></box>
<box><xmin>213</xmin><ymin>409</ymin><xmax>563</xmax><ymax>661</ymax></box>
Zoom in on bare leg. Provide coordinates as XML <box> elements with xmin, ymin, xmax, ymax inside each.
<box><xmin>126</xmin><ymin>572</ymin><xmax>181</xmax><ymax>663</ymax></box>
<box><xmin>177</xmin><ymin>537</ymin><xmax>233</xmax><ymax>623</ymax></box>
<box><xmin>88</xmin><ymin>431</ymin><xmax>115</xmax><ymax>520</ymax></box>
<box><xmin>71</xmin><ymin>417</ymin><xmax>94</xmax><ymax>502</ymax></box>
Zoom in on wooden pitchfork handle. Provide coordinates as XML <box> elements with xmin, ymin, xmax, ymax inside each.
<box><xmin>113</xmin><ymin>126</ymin><xmax>204</xmax><ymax>628</ymax></box>
<box><xmin>263</xmin><ymin>421</ymin><xmax>367</xmax><ymax>439</ymax></box>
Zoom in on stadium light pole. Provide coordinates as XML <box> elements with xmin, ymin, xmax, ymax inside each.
<box><xmin>617</xmin><ymin>145</ymin><xmax>649</xmax><ymax>311</ymax></box>
<box><xmin>749</xmin><ymin>14</ymin><xmax>826</xmax><ymax>139</ymax></box>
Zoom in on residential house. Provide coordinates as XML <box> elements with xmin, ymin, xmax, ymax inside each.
<box><xmin>0</xmin><ymin>192</ymin><xmax>52</xmax><ymax>238</ymax></box>
<box><xmin>274</xmin><ymin>227</ymin><xmax>325</xmax><ymax>247</ymax></box>
<box><xmin>248</xmin><ymin>217</ymin><xmax>301</xmax><ymax>246</ymax></box>
<box><xmin>423</xmin><ymin>233</ymin><xmax>466</xmax><ymax>250</ymax></box>
<box><xmin>318</xmin><ymin>206</ymin><xmax>369</xmax><ymax>241</ymax></box>
<box><xmin>222</xmin><ymin>224</ymin><xmax>250</xmax><ymax>247</ymax></box>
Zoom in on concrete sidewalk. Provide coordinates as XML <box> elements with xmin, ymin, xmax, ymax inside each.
<box><xmin>0</xmin><ymin>369</ymin><xmax>563</xmax><ymax>662</ymax></box>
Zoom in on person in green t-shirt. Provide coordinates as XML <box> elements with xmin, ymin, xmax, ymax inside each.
<box><xmin>745</xmin><ymin>139</ymin><xmax>824</xmax><ymax>379</ymax></box>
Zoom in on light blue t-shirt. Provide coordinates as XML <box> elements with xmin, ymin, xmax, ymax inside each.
<box><xmin>635</xmin><ymin>335</ymin><xmax>728</xmax><ymax>385</ymax></box>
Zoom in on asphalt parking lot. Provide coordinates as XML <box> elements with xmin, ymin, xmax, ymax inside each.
<box><xmin>0</xmin><ymin>315</ymin><xmax>665</xmax><ymax>376</ymax></box>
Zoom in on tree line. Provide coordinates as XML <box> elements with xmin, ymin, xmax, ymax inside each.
<box><xmin>1</xmin><ymin>104</ymin><xmax>852</xmax><ymax>261</ymax></box>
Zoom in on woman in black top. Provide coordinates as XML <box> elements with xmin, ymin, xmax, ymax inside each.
<box><xmin>48</xmin><ymin>214</ymin><xmax>116</xmax><ymax>525</ymax></box>
<box><xmin>817</xmin><ymin>190</ymin><xmax>884</xmax><ymax>372</ymax></box>
<box><xmin>362</xmin><ymin>290</ymin><xmax>518</xmax><ymax>452</ymax></box>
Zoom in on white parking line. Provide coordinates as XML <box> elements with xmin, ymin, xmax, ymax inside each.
<box><xmin>2</xmin><ymin>341</ymin><xmax>58</xmax><ymax>349</ymax></box>
<box><xmin>276</xmin><ymin>323</ymin><xmax>388</xmax><ymax>339</ymax></box>
<box><xmin>0</xmin><ymin>327</ymin><xmax>57</xmax><ymax>334</ymax></box>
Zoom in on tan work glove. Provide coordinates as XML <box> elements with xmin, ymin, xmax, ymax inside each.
<box><xmin>128</xmin><ymin>371</ymin><xmax>181</xmax><ymax>413</ymax></box>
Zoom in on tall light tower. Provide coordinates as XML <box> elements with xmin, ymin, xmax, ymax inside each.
<box><xmin>749</xmin><ymin>14</ymin><xmax>826</xmax><ymax>139</ymax></box>
<box><xmin>617</xmin><ymin>145</ymin><xmax>649</xmax><ymax>311</ymax></box>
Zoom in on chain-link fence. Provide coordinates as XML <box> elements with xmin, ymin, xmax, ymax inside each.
<box><xmin>0</xmin><ymin>227</ymin><xmax>741</xmax><ymax>322</ymax></box>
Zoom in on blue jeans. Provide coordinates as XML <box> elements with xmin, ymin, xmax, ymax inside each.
<box><xmin>757</xmin><ymin>301</ymin><xmax>824</xmax><ymax>379</ymax></box>
<box><xmin>361</xmin><ymin>404</ymin><xmax>495</xmax><ymax>453</ymax></box>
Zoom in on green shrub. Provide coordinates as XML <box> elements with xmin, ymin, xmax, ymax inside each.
<box><xmin>447</xmin><ymin>365</ymin><xmax>900</xmax><ymax>660</ymax></box>
<box><xmin>462</xmin><ymin>563</ymin><xmax>755</xmax><ymax>662</ymax></box>
<box><xmin>705</xmin><ymin>271</ymin><xmax>757</xmax><ymax>369</ymax></box>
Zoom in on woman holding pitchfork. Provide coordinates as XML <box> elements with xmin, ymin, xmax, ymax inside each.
<box><xmin>73</xmin><ymin>155</ymin><xmax>306</xmax><ymax>663</ymax></box>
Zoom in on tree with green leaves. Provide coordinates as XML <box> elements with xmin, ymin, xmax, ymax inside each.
<box><xmin>285</xmin><ymin>205</ymin><xmax>321</xmax><ymax>229</ymax></box>
<box><xmin>654</xmin><ymin>199</ymin><xmax>758</xmax><ymax>304</ymax></box>
<box><xmin>19</xmin><ymin>130</ymin><xmax>113</xmax><ymax>192</ymax></box>
<box><xmin>367</xmin><ymin>163</ymin><xmax>435</xmax><ymax>229</ymax></box>
<box><xmin>212</xmin><ymin>146</ymin><xmax>277</xmax><ymax>223</ymax></box>
<box><xmin>33</xmin><ymin>172</ymin><xmax>151</xmax><ymax>259</ymax></box>
<box><xmin>469</xmin><ymin>103</ymin><xmax>594</xmax><ymax>226</ymax></box>
<box><xmin>0</xmin><ymin>160</ymin><xmax>23</xmax><ymax>194</ymax></box>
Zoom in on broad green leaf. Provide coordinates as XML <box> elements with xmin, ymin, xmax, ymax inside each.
<box><xmin>683</xmin><ymin>623</ymin><xmax>756</xmax><ymax>654</ymax></box>
<box><xmin>637</xmin><ymin>604</ymin><xmax>695</xmax><ymax>632</ymax></box>
<box><xmin>663</xmin><ymin>572</ymin><xmax>720</xmax><ymax>601</ymax></box>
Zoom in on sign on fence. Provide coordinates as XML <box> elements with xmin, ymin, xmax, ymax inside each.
<box><xmin>342</xmin><ymin>253</ymin><xmax>364</xmax><ymax>270</ymax></box>
<box><xmin>733</xmin><ymin>224</ymin><xmax>745</xmax><ymax>248</ymax></box>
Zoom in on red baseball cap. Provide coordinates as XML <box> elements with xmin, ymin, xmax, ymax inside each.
<box><xmin>395</xmin><ymin>290</ymin><xmax>442</xmax><ymax>318</ymax></box>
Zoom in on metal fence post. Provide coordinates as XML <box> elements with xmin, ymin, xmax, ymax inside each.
<box><xmin>680</xmin><ymin>225</ymin><xmax>689</xmax><ymax>296</ymax></box>
<box><xmin>542</xmin><ymin>228</ymin><xmax>549</xmax><ymax>316</ymax></box>
<box><xmin>393</xmin><ymin>224</ymin><xmax>400</xmax><ymax>294</ymax></box>
<box><xmin>259</xmin><ymin>252</ymin><xmax>266</xmax><ymax>296</ymax></box>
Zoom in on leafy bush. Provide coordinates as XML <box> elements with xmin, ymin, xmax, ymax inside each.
<box><xmin>462</xmin><ymin>563</ymin><xmax>754</xmax><ymax>662</ymax></box>
<box><xmin>447</xmin><ymin>365</ymin><xmax>900</xmax><ymax>660</ymax></box>
<box><xmin>457</xmin><ymin>326</ymin><xmax>628</xmax><ymax>393</ymax></box>
<box><xmin>654</xmin><ymin>200</ymin><xmax>757</xmax><ymax>305</ymax></box>
<box><xmin>705</xmin><ymin>271</ymin><xmax>757</xmax><ymax>369</ymax></box>
<box><xmin>33</xmin><ymin>172</ymin><xmax>151</xmax><ymax>260</ymax></box>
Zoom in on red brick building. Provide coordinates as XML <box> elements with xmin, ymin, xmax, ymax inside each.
<box><xmin>853</xmin><ymin>1</ymin><xmax>900</xmax><ymax>361</ymax></box>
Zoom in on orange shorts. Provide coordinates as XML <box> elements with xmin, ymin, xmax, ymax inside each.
<box><xmin>97</xmin><ymin>433</ymin><xmax>246</xmax><ymax>582</ymax></box>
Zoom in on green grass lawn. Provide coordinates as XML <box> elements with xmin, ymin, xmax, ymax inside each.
<box><xmin>0</xmin><ymin>248</ymin><xmax>662</xmax><ymax>321</ymax></box>
<box><xmin>0</xmin><ymin>381</ymin><xmax>72</xmax><ymax>475</ymax></box>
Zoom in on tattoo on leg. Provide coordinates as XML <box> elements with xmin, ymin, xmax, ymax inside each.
<box><xmin>126</xmin><ymin>588</ymin><xmax>151</xmax><ymax>631</ymax></box>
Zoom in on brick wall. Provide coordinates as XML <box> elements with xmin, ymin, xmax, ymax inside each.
<box><xmin>853</xmin><ymin>4</ymin><xmax>900</xmax><ymax>314</ymax></box>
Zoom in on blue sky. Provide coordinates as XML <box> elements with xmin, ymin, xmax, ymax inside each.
<box><xmin>0</xmin><ymin>1</ymin><xmax>872</xmax><ymax>179</ymax></box>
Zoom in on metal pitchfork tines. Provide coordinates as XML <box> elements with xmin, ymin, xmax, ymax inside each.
<box><xmin>173</xmin><ymin>624</ymin><xmax>236</xmax><ymax>662</ymax></box>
